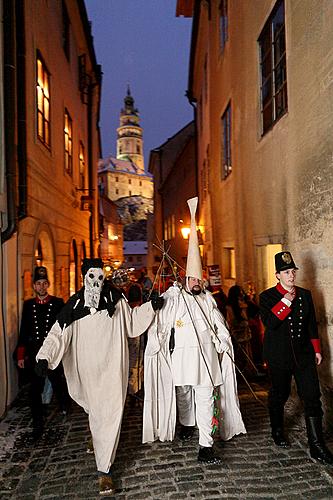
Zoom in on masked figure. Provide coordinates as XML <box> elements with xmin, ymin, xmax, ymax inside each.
<box><xmin>35</xmin><ymin>258</ymin><xmax>163</xmax><ymax>495</ymax></box>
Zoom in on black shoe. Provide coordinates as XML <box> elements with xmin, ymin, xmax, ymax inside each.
<box><xmin>32</xmin><ymin>425</ymin><xmax>44</xmax><ymax>441</ymax></box>
<box><xmin>179</xmin><ymin>425</ymin><xmax>195</xmax><ymax>441</ymax></box>
<box><xmin>309</xmin><ymin>444</ymin><xmax>333</xmax><ymax>465</ymax></box>
<box><xmin>198</xmin><ymin>447</ymin><xmax>222</xmax><ymax>464</ymax></box>
<box><xmin>272</xmin><ymin>429</ymin><xmax>290</xmax><ymax>448</ymax></box>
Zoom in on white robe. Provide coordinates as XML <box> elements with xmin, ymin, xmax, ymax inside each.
<box><xmin>142</xmin><ymin>285</ymin><xmax>246</xmax><ymax>443</ymax></box>
<box><xmin>37</xmin><ymin>298</ymin><xmax>155</xmax><ymax>473</ymax></box>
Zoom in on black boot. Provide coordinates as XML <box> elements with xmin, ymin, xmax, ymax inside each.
<box><xmin>198</xmin><ymin>446</ymin><xmax>222</xmax><ymax>464</ymax></box>
<box><xmin>306</xmin><ymin>416</ymin><xmax>333</xmax><ymax>465</ymax></box>
<box><xmin>269</xmin><ymin>408</ymin><xmax>290</xmax><ymax>448</ymax></box>
<box><xmin>179</xmin><ymin>425</ymin><xmax>195</xmax><ymax>441</ymax></box>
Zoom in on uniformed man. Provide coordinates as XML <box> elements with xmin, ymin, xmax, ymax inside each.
<box><xmin>259</xmin><ymin>251</ymin><xmax>333</xmax><ymax>464</ymax></box>
<box><xmin>16</xmin><ymin>266</ymin><xmax>69</xmax><ymax>439</ymax></box>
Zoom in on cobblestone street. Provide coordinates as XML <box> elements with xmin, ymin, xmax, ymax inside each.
<box><xmin>1</xmin><ymin>381</ymin><xmax>333</xmax><ymax>499</ymax></box>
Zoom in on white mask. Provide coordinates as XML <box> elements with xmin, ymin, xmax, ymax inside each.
<box><xmin>84</xmin><ymin>267</ymin><xmax>105</xmax><ymax>310</ymax></box>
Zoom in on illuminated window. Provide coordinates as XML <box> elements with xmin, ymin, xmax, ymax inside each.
<box><xmin>223</xmin><ymin>247</ymin><xmax>235</xmax><ymax>279</ymax></box>
<box><xmin>64</xmin><ymin>109</ymin><xmax>73</xmax><ymax>175</ymax></box>
<box><xmin>221</xmin><ymin>102</ymin><xmax>232</xmax><ymax>180</ymax></box>
<box><xmin>79</xmin><ymin>142</ymin><xmax>85</xmax><ymax>189</ymax></box>
<box><xmin>219</xmin><ymin>0</ymin><xmax>228</xmax><ymax>52</ymax></box>
<box><xmin>34</xmin><ymin>240</ymin><xmax>43</xmax><ymax>267</ymax></box>
<box><xmin>36</xmin><ymin>54</ymin><xmax>50</xmax><ymax>147</ymax></box>
<box><xmin>259</xmin><ymin>0</ymin><xmax>287</xmax><ymax>134</ymax></box>
<box><xmin>69</xmin><ymin>239</ymin><xmax>78</xmax><ymax>295</ymax></box>
<box><xmin>256</xmin><ymin>243</ymin><xmax>282</xmax><ymax>291</ymax></box>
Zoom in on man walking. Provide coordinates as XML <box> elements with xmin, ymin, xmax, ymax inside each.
<box><xmin>143</xmin><ymin>198</ymin><xmax>245</xmax><ymax>463</ymax></box>
<box><xmin>16</xmin><ymin>266</ymin><xmax>69</xmax><ymax>439</ymax></box>
<box><xmin>259</xmin><ymin>251</ymin><xmax>333</xmax><ymax>464</ymax></box>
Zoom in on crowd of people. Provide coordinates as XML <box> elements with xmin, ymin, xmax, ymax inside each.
<box><xmin>15</xmin><ymin>197</ymin><xmax>333</xmax><ymax>495</ymax></box>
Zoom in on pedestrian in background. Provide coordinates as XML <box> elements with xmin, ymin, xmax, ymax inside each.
<box><xmin>259</xmin><ymin>251</ymin><xmax>333</xmax><ymax>464</ymax></box>
<box><xmin>16</xmin><ymin>266</ymin><xmax>70</xmax><ymax>440</ymax></box>
<box><xmin>226</xmin><ymin>285</ymin><xmax>255</xmax><ymax>377</ymax></box>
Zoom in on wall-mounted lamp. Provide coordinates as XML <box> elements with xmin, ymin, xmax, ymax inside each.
<box><xmin>181</xmin><ymin>227</ymin><xmax>191</xmax><ymax>239</ymax></box>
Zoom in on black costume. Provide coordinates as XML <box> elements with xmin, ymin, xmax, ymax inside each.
<box><xmin>260</xmin><ymin>283</ymin><xmax>321</xmax><ymax>418</ymax></box>
<box><xmin>259</xmin><ymin>250</ymin><xmax>333</xmax><ymax>464</ymax></box>
<box><xmin>17</xmin><ymin>294</ymin><xmax>69</xmax><ymax>433</ymax></box>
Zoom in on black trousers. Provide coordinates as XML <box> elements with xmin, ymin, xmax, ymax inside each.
<box><xmin>27</xmin><ymin>361</ymin><xmax>70</xmax><ymax>426</ymax></box>
<box><xmin>268</xmin><ymin>361</ymin><xmax>322</xmax><ymax>418</ymax></box>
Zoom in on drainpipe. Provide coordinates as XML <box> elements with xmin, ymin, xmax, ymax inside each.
<box><xmin>16</xmin><ymin>0</ymin><xmax>27</xmax><ymax>220</ymax></box>
<box><xmin>2</xmin><ymin>0</ymin><xmax>18</xmax><ymax>243</ymax></box>
<box><xmin>87</xmin><ymin>66</ymin><xmax>102</xmax><ymax>258</ymax></box>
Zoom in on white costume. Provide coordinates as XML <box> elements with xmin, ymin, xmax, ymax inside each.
<box><xmin>37</xmin><ymin>285</ymin><xmax>155</xmax><ymax>474</ymax></box>
<box><xmin>143</xmin><ymin>283</ymin><xmax>246</xmax><ymax>445</ymax></box>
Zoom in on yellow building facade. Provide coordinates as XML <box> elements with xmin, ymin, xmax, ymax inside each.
<box><xmin>0</xmin><ymin>0</ymin><xmax>101</xmax><ymax>412</ymax></box>
<box><xmin>180</xmin><ymin>0</ymin><xmax>333</xmax><ymax>410</ymax></box>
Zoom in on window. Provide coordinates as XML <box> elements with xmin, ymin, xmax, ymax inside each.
<box><xmin>79</xmin><ymin>142</ymin><xmax>85</xmax><ymax>189</ymax></box>
<box><xmin>139</xmin><ymin>180</ymin><xmax>142</xmax><ymax>186</ymax></box>
<box><xmin>259</xmin><ymin>0</ymin><xmax>287</xmax><ymax>134</ymax></box>
<box><xmin>36</xmin><ymin>54</ymin><xmax>50</xmax><ymax>147</ymax></box>
<box><xmin>256</xmin><ymin>243</ymin><xmax>282</xmax><ymax>291</ymax></box>
<box><xmin>129</xmin><ymin>190</ymin><xmax>132</xmax><ymax>196</ymax></box>
<box><xmin>62</xmin><ymin>0</ymin><xmax>70</xmax><ymax>60</ymax></box>
<box><xmin>64</xmin><ymin>109</ymin><xmax>73</xmax><ymax>175</ymax></box>
<box><xmin>219</xmin><ymin>0</ymin><xmax>228</xmax><ymax>52</ymax></box>
<box><xmin>34</xmin><ymin>240</ymin><xmax>43</xmax><ymax>267</ymax></box>
<box><xmin>223</xmin><ymin>247</ymin><xmax>236</xmax><ymax>279</ymax></box>
<box><xmin>115</xmin><ymin>177</ymin><xmax>118</xmax><ymax>182</ymax></box>
<box><xmin>221</xmin><ymin>102</ymin><xmax>232</xmax><ymax>179</ymax></box>
<box><xmin>136</xmin><ymin>143</ymin><xmax>140</xmax><ymax>154</ymax></box>
<box><xmin>128</xmin><ymin>179</ymin><xmax>131</xmax><ymax>184</ymax></box>
<box><xmin>116</xmin><ymin>188</ymin><xmax>119</xmax><ymax>194</ymax></box>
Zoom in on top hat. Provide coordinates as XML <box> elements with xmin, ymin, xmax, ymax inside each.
<box><xmin>33</xmin><ymin>266</ymin><xmax>49</xmax><ymax>283</ymax></box>
<box><xmin>81</xmin><ymin>258</ymin><xmax>104</xmax><ymax>277</ymax></box>
<box><xmin>275</xmin><ymin>251</ymin><xmax>299</xmax><ymax>273</ymax></box>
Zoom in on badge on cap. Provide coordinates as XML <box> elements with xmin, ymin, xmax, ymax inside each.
<box><xmin>282</xmin><ymin>252</ymin><xmax>292</xmax><ymax>264</ymax></box>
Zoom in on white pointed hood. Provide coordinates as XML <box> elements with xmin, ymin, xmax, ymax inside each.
<box><xmin>185</xmin><ymin>197</ymin><xmax>202</xmax><ymax>281</ymax></box>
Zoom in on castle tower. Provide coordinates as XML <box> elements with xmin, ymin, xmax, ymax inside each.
<box><xmin>116</xmin><ymin>86</ymin><xmax>144</xmax><ymax>174</ymax></box>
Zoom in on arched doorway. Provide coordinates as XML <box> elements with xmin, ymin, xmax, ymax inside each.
<box><xmin>69</xmin><ymin>239</ymin><xmax>78</xmax><ymax>296</ymax></box>
<box><xmin>33</xmin><ymin>226</ymin><xmax>55</xmax><ymax>295</ymax></box>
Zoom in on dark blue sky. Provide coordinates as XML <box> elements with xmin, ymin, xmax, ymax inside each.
<box><xmin>84</xmin><ymin>0</ymin><xmax>193</xmax><ymax>166</ymax></box>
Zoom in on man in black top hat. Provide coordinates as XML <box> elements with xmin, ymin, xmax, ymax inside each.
<box><xmin>16</xmin><ymin>266</ymin><xmax>69</xmax><ymax>439</ymax></box>
<box><xmin>259</xmin><ymin>251</ymin><xmax>333</xmax><ymax>464</ymax></box>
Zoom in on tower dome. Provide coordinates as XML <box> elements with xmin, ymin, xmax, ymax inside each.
<box><xmin>116</xmin><ymin>86</ymin><xmax>144</xmax><ymax>173</ymax></box>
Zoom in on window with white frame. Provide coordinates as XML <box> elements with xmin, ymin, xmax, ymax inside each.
<box><xmin>219</xmin><ymin>0</ymin><xmax>228</xmax><ymax>52</ymax></box>
<box><xmin>258</xmin><ymin>0</ymin><xmax>287</xmax><ymax>134</ymax></box>
<box><xmin>36</xmin><ymin>54</ymin><xmax>50</xmax><ymax>147</ymax></box>
<box><xmin>221</xmin><ymin>102</ymin><xmax>232</xmax><ymax>180</ymax></box>
<box><xmin>64</xmin><ymin>109</ymin><xmax>73</xmax><ymax>175</ymax></box>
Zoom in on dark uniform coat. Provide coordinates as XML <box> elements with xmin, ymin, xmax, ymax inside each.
<box><xmin>259</xmin><ymin>283</ymin><xmax>319</xmax><ymax>370</ymax></box>
<box><xmin>17</xmin><ymin>295</ymin><xmax>64</xmax><ymax>365</ymax></box>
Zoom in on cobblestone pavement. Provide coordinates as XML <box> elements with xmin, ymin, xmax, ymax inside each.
<box><xmin>1</xmin><ymin>380</ymin><xmax>333</xmax><ymax>499</ymax></box>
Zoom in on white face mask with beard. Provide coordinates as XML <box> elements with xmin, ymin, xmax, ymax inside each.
<box><xmin>84</xmin><ymin>268</ymin><xmax>105</xmax><ymax>311</ymax></box>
